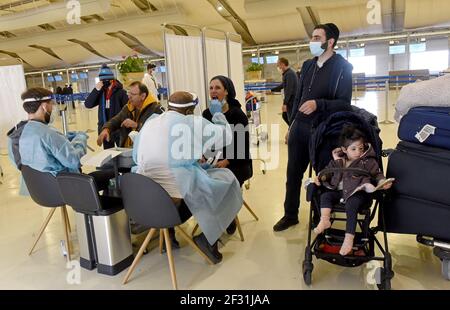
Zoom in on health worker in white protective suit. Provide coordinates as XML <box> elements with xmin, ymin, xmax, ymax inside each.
<box><xmin>133</xmin><ymin>91</ymin><xmax>243</xmax><ymax>263</ymax></box>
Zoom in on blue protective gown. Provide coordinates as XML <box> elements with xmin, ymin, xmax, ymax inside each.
<box><xmin>19</xmin><ymin>120</ymin><xmax>88</xmax><ymax>176</ymax></box>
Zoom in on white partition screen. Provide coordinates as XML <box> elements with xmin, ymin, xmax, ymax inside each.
<box><xmin>164</xmin><ymin>28</ymin><xmax>245</xmax><ymax>111</ymax></box>
<box><xmin>0</xmin><ymin>65</ymin><xmax>27</xmax><ymax>151</ymax></box>
<box><xmin>205</xmin><ymin>37</ymin><xmax>228</xmax><ymax>82</ymax></box>
<box><xmin>229</xmin><ymin>41</ymin><xmax>245</xmax><ymax>106</ymax></box>
<box><xmin>165</xmin><ymin>34</ymin><xmax>207</xmax><ymax>110</ymax></box>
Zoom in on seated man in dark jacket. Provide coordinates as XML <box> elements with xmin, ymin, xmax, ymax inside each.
<box><xmin>97</xmin><ymin>81</ymin><xmax>164</xmax><ymax>148</ymax></box>
<box><xmin>85</xmin><ymin>64</ymin><xmax>128</xmax><ymax>149</ymax></box>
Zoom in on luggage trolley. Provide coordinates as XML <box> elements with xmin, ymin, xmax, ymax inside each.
<box><xmin>416</xmin><ymin>236</ymin><xmax>450</xmax><ymax>281</ymax></box>
<box><xmin>245</xmin><ymin>92</ymin><xmax>267</xmax><ymax>181</ymax></box>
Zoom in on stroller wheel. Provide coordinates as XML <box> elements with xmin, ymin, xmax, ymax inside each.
<box><xmin>302</xmin><ymin>261</ymin><xmax>314</xmax><ymax>286</ymax></box>
<box><xmin>442</xmin><ymin>259</ymin><xmax>450</xmax><ymax>281</ymax></box>
<box><xmin>384</xmin><ymin>252</ymin><xmax>395</xmax><ymax>281</ymax></box>
<box><xmin>377</xmin><ymin>278</ymin><xmax>391</xmax><ymax>290</ymax></box>
<box><xmin>376</xmin><ymin>268</ymin><xmax>392</xmax><ymax>290</ymax></box>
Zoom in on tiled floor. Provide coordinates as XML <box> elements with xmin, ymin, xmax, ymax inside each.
<box><xmin>0</xmin><ymin>91</ymin><xmax>449</xmax><ymax>290</ymax></box>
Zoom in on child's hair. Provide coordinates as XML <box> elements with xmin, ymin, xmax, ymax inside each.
<box><xmin>339</xmin><ymin>125</ymin><xmax>366</xmax><ymax>148</ymax></box>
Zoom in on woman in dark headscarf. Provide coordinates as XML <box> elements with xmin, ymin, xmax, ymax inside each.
<box><xmin>203</xmin><ymin>75</ymin><xmax>253</xmax><ymax>233</ymax></box>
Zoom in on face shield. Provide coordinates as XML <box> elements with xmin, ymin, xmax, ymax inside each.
<box><xmin>168</xmin><ymin>92</ymin><xmax>200</xmax><ymax>115</ymax></box>
<box><xmin>193</xmin><ymin>102</ymin><xmax>202</xmax><ymax>116</ymax></box>
<box><xmin>23</xmin><ymin>95</ymin><xmax>56</xmax><ymax>124</ymax></box>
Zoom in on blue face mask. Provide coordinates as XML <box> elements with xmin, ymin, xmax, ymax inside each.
<box><xmin>309</xmin><ymin>41</ymin><xmax>326</xmax><ymax>57</ymax></box>
<box><xmin>209</xmin><ymin>98</ymin><xmax>223</xmax><ymax>115</ymax></box>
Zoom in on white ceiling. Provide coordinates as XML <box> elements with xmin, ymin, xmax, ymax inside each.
<box><xmin>0</xmin><ymin>0</ymin><xmax>448</xmax><ymax>70</ymax></box>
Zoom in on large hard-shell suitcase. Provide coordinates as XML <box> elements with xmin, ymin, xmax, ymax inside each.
<box><xmin>384</xmin><ymin>141</ymin><xmax>450</xmax><ymax>240</ymax></box>
<box><xmin>398</xmin><ymin>106</ymin><xmax>450</xmax><ymax>150</ymax></box>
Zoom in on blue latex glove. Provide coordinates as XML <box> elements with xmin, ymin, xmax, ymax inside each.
<box><xmin>66</xmin><ymin>131</ymin><xmax>77</xmax><ymax>141</ymax></box>
<box><xmin>67</xmin><ymin>131</ymin><xmax>88</xmax><ymax>141</ymax></box>
<box><xmin>209</xmin><ymin>99</ymin><xmax>223</xmax><ymax>115</ymax></box>
<box><xmin>200</xmin><ymin>162</ymin><xmax>212</xmax><ymax>170</ymax></box>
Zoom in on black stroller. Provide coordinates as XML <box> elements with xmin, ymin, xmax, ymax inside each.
<box><xmin>302</xmin><ymin>108</ymin><xmax>394</xmax><ymax>290</ymax></box>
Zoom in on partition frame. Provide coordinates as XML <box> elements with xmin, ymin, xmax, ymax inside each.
<box><xmin>162</xmin><ymin>23</ymin><xmax>244</xmax><ymax>108</ymax></box>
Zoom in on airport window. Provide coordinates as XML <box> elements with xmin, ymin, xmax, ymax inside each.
<box><xmin>348</xmin><ymin>55</ymin><xmax>376</xmax><ymax>75</ymax></box>
<box><xmin>410</xmin><ymin>43</ymin><xmax>426</xmax><ymax>53</ymax></box>
<box><xmin>251</xmin><ymin>57</ymin><xmax>264</xmax><ymax>64</ymax></box>
<box><xmin>336</xmin><ymin>49</ymin><xmax>347</xmax><ymax>58</ymax></box>
<box><xmin>410</xmin><ymin>50</ymin><xmax>449</xmax><ymax>73</ymax></box>
<box><xmin>389</xmin><ymin>45</ymin><xmax>406</xmax><ymax>55</ymax></box>
<box><xmin>349</xmin><ymin>48</ymin><xmax>365</xmax><ymax>57</ymax></box>
<box><xmin>265</xmin><ymin>55</ymin><xmax>279</xmax><ymax>64</ymax></box>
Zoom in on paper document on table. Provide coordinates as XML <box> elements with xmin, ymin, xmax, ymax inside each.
<box><xmin>112</xmin><ymin>147</ymin><xmax>132</xmax><ymax>157</ymax></box>
<box><xmin>81</xmin><ymin>149</ymin><xmax>123</xmax><ymax>167</ymax></box>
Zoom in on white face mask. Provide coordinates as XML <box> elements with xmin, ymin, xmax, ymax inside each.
<box><xmin>277</xmin><ymin>67</ymin><xmax>283</xmax><ymax>73</ymax></box>
<box><xmin>309</xmin><ymin>41</ymin><xmax>326</xmax><ymax>57</ymax></box>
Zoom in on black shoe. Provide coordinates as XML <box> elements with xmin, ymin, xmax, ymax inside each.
<box><xmin>226</xmin><ymin>220</ymin><xmax>237</xmax><ymax>235</ymax></box>
<box><xmin>273</xmin><ymin>216</ymin><xmax>299</xmax><ymax>232</ymax></box>
<box><xmin>161</xmin><ymin>237</ymin><xmax>180</xmax><ymax>253</ymax></box>
<box><xmin>193</xmin><ymin>233</ymin><xmax>222</xmax><ymax>264</ymax></box>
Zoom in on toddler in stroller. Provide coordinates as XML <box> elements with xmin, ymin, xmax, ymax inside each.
<box><xmin>302</xmin><ymin>109</ymin><xmax>394</xmax><ymax>289</ymax></box>
<box><xmin>313</xmin><ymin>125</ymin><xmax>393</xmax><ymax>255</ymax></box>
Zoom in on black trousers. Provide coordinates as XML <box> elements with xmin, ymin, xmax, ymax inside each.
<box><xmin>176</xmin><ymin>200</ymin><xmax>193</xmax><ymax>223</ymax></box>
<box><xmin>281</xmin><ymin>105</ymin><xmax>292</xmax><ymax>126</ymax></box>
<box><xmin>168</xmin><ymin>200</ymin><xmax>192</xmax><ymax>240</ymax></box>
<box><xmin>283</xmin><ymin>120</ymin><xmax>312</xmax><ymax>219</ymax></box>
<box><xmin>320</xmin><ymin>190</ymin><xmax>372</xmax><ymax>235</ymax></box>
